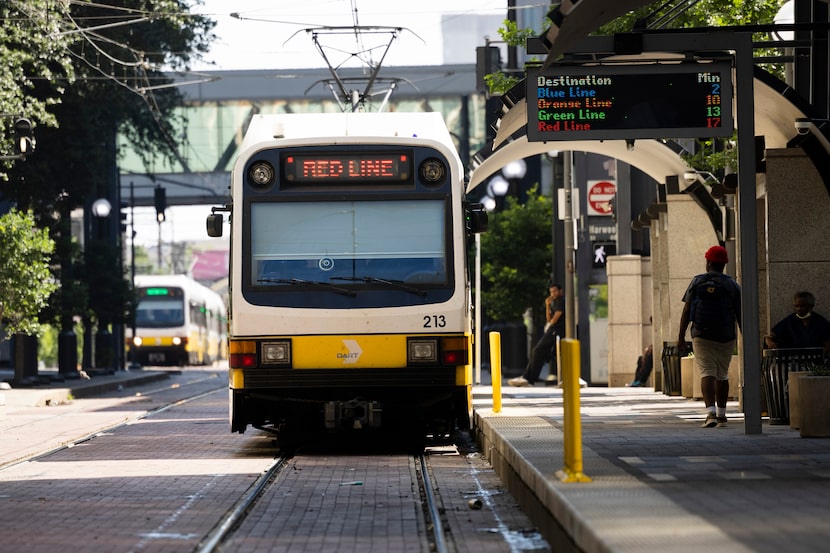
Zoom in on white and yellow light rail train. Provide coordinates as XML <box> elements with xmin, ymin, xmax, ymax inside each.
<box><xmin>207</xmin><ymin>112</ymin><xmax>487</xmax><ymax>448</ymax></box>
<box><xmin>127</xmin><ymin>274</ymin><xmax>227</xmax><ymax>367</ymax></box>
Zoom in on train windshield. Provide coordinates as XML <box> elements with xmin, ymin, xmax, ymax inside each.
<box><xmin>136</xmin><ymin>295</ymin><xmax>185</xmax><ymax>327</ymax></box>
<box><xmin>251</xmin><ymin>199</ymin><xmax>447</xmax><ymax>287</ymax></box>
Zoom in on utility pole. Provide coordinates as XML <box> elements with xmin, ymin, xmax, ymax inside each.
<box><xmin>129</xmin><ymin>181</ymin><xmax>141</xmax><ymax>370</ymax></box>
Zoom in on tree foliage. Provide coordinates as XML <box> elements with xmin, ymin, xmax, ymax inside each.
<box><xmin>486</xmin><ymin>0</ymin><xmax>786</xmax><ymax>95</ymax></box>
<box><xmin>479</xmin><ymin>187</ymin><xmax>553</xmax><ymax>330</ymax></box>
<box><xmin>6</xmin><ymin>1</ymin><xmax>216</xmax><ymax>212</ymax></box>
<box><xmin>597</xmin><ymin>0</ymin><xmax>784</xmax><ymax>34</ymax></box>
<box><xmin>0</xmin><ymin>1</ymin><xmax>74</xmax><ymax>165</ymax></box>
<box><xmin>0</xmin><ymin>209</ymin><xmax>57</xmax><ymax>336</ymax></box>
<box><xmin>1</xmin><ymin>1</ymin><xmax>215</xmax><ymax>333</ymax></box>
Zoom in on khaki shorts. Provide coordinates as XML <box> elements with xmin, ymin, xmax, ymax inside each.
<box><xmin>692</xmin><ymin>337</ymin><xmax>734</xmax><ymax>380</ymax></box>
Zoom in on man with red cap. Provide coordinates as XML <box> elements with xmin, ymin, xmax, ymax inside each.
<box><xmin>678</xmin><ymin>245</ymin><xmax>742</xmax><ymax>428</ymax></box>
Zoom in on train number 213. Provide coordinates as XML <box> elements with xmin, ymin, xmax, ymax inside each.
<box><xmin>423</xmin><ymin>315</ymin><xmax>446</xmax><ymax>328</ymax></box>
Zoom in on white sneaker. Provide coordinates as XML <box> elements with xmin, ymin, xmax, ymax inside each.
<box><xmin>508</xmin><ymin>376</ymin><xmax>530</xmax><ymax>387</ymax></box>
<box><xmin>557</xmin><ymin>378</ymin><xmax>589</xmax><ymax>388</ymax></box>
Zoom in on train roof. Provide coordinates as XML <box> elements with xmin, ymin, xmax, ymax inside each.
<box><xmin>134</xmin><ymin>274</ymin><xmax>198</xmax><ymax>288</ymax></box>
<box><xmin>240</xmin><ymin>112</ymin><xmax>456</xmax><ymax>152</ymax></box>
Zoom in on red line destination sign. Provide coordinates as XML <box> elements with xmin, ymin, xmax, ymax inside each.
<box><xmin>527</xmin><ymin>62</ymin><xmax>733</xmax><ymax>141</ymax></box>
<box><xmin>281</xmin><ymin>151</ymin><xmax>412</xmax><ymax>184</ymax></box>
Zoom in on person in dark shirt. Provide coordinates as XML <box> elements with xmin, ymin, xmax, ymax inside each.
<box><xmin>764</xmin><ymin>291</ymin><xmax>830</xmax><ymax>355</ymax></box>
<box><xmin>508</xmin><ymin>283</ymin><xmax>564</xmax><ymax>387</ymax></box>
<box><xmin>677</xmin><ymin>245</ymin><xmax>742</xmax><ymax>428</ymax></box>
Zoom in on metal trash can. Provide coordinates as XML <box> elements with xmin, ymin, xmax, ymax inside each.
<box><xmin>661</xmin><ymin>341</ymin><xmax>690</xmax><ymax>396</ymax></box>
<box><xmin>762</xmin><ymin>348</ymin><xmax>825</xmax><ymax>425</ymax></box>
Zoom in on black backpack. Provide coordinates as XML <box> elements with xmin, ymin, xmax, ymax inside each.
<box><xmin>690</xmin><ymin>273</ymin><xmax>736</xmax><ymax>338</ymax></box>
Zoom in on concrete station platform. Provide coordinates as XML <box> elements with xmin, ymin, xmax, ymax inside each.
<box><xmin>4</xmin><ymin>366</ymin><xmax>830</xmax><ymax>552</ymax></box>
<box><xmin>473</xmin><ymin>381</ymin><xmax>830</xmax><ymax>553</ymax></box>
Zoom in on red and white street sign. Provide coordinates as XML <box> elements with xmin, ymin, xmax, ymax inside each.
<box><xmin>587</xmin><ymin>180</ymin><xmax>616</xmax><ymax>216</ymax></box>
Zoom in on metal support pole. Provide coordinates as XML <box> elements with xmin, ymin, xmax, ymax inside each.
<box><xmin>733</xmin><ymin>33</ymin><xmax>762</xmax><ymax>434</ymax></box>
<box><xmin>563</xmin><ymin>152</ymin><xmax>576</xmax><ymax>340</ymax></box>
<box><xmin>129</xmin><ymin>181</ymin><xmax>141</xmax><ymax>370</ymax></box>
<box><xmin>57</xmin><ymin>198</ymin><xmax>79</xmax><ymax>379</ymax></box>
<box><xmin>475</xmin><ymin>233</ymin><xmax>482</xmax><ymax>385</ymax></box>
<box><xmin>157</xmin><ymin>219</ymin><xmax>163</xmax><ymax>270</ymax></box>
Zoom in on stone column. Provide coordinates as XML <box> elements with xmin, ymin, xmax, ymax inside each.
<box><xmin>764</xmin><ymin>149</ymin><xmax>830</xmax><ymax>332</ymax></box>
<box><xmin>606</xmin><ymin>255</ymin><xmax>652</xmax><ymax>386</ymax></box>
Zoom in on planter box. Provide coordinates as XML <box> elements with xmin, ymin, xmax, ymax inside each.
<box><xmin>679</xmin><ymin>355</ymin><xmax>740</xmax><ymax>400</ymax></box>
<box><xmin>681</xmin><ymin>357</ymin><xmax>699</xmax><ymax>398</ymax></box>
<box><xmin>788</xmin><ymin>372</ymin><xmax>809</xmax><ymax>430</ymax></box>
<box><xmin>798</xmin><ymin>376</ymin><xmax>830</xmax><ymax>438</ymax></box>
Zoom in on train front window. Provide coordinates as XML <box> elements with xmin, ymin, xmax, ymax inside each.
<box><xmin>250</xmin><ymin>199</ymin><xmax>447</xmax><ymax>288</ymax></box>
<box><xmin>136</xmin><ymin>297</ymin><xmax>185</xmax><ymax>327</ymax></box>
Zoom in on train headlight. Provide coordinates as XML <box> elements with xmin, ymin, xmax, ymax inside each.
<box><xmin>408</xmin><ymin>339</ymin><xmax>438</xmax><ymax>364</ymax></box>
<box><xmin>262</xmin><ymin>340</ymin><xmax>291</xmax><ymax>366</ymax></box>
<box><xmin>249</xmin><ymin>161</ymin><xmax>275</xmax><ymax>187</ymax></box>
<box><xmin>133</xmin><ymin>337</ymin><xmax>143</xmax><ymax>347</ymax></box>
<box><xmin>419</xmin><ymin>158</ymin><xmax>447</xmax><ymax>186</ymax></box>
<box><xmin>172</xmin><ymin>337</ymin><xmax>182</xmax><ymax>346</ymax></box>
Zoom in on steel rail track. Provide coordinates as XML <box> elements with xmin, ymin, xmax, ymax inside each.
<box><xmin>195</xmin><ymin>456</ymin><xmax>290</xmax><ymax>553</ymax></box>
<box><xmin>193</xmin><ymin>452</ymin><xmax>454</xmax><ymax>553</ymax></box>
<box><xmin>416</xmin><ymin>453</ymin><xmax>452</xmax><ymax>553</ymax></box>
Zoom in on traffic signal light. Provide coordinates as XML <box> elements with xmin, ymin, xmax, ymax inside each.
<box><xmin>475</xmin><ymin>46</ymin><xmax>501</xmax><ymax>93</ymax></box>
<box><xmin>592</xmin><ymin>242</ymin><xmax>617</xmax><ymax>269</ymax></box>
<box><xmin>154</xmin><ymin>186</ymin><xmax>166</xmax><ymax>222</ymax></box>
<box><xmin>13</xmin><ymin>118</ymin><xmax>34</xmax><ymax>155</ymax></box>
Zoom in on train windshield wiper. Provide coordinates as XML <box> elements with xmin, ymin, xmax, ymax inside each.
<box><xmin>257</xmin><ymin>277</ymin><xmax>356</xmax><ymax>297</ymax></box>
<box><xmin>332</xmin><ymin>276</ymin><xmax>427</xmax><ymax>297</ymax></box>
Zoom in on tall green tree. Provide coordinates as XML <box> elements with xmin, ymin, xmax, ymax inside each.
<box><xmin>7</xmin><ymin>0</ymin><xmax>215</xmax><ymax>213</ymax></box>
<box><xmin>479</xmin><ymin>187</ymin><xmax>553</xmax><ymax>332</ymax></box>
<box><xmin>4</xmin><ymin>1</ymin><xmax>215</xmax><ymax>333</ymax></box>
<box><xmin>0</xmin><ymin>1</ymin><xmax>74</xmax><ymax>168</ymax></box>
<box><xmin>0</xmin><ymin>209</ymin><xmax>57</xmax><ymax>337</ymax></box>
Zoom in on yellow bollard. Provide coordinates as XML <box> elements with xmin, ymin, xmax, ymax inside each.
<box><xmin>555</xmin><ymin>338</ymin><xmax>592</xmax><ymax>483</ymax></box>
<box><xmin>488</xmin><ymin>331</ymin><xmax>502</xmax><ymax>413</ymax></box>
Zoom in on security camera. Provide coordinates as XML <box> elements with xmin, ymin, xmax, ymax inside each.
<box><xmin>795</xmin><ymin>118</ymin><xmax>812</xmax><ymax>135</ymax></box>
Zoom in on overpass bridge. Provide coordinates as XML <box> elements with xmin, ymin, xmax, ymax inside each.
<box><xmin>118</xmin><ymin>64</ymin><xmax>486</xmax><ymax>207</ymax></box>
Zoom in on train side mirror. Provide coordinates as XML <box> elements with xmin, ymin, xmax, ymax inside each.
<box><xmin>206</xmin><ymin>213</ymin><xmax>224</xmax><ymax>237</ymax></box>
<box><xmin>465</xmin><ymin>203</ymin><xmax>488</xmax><ymax>234</ymax></box>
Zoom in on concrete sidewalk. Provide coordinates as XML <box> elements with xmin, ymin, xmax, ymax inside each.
<box><xmin>473</xmin><ymin>382</ymin><xmax>830</xmax><ymax>553</ymax></box>
<box><xmin>0</xmin><ymin>367</ymin><xmax>179</xmax><ymax>467</ymax></box>
<box><xmin>1</xmin><ymin>367</ymin><xmax>170</xmax><ymax>408</ymax></box>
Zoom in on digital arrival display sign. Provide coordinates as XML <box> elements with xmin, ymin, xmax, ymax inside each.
<box><xmin>527</xmin><ymin>62</ymin><xmax>734</xmax><ymax>141</ymax></box>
